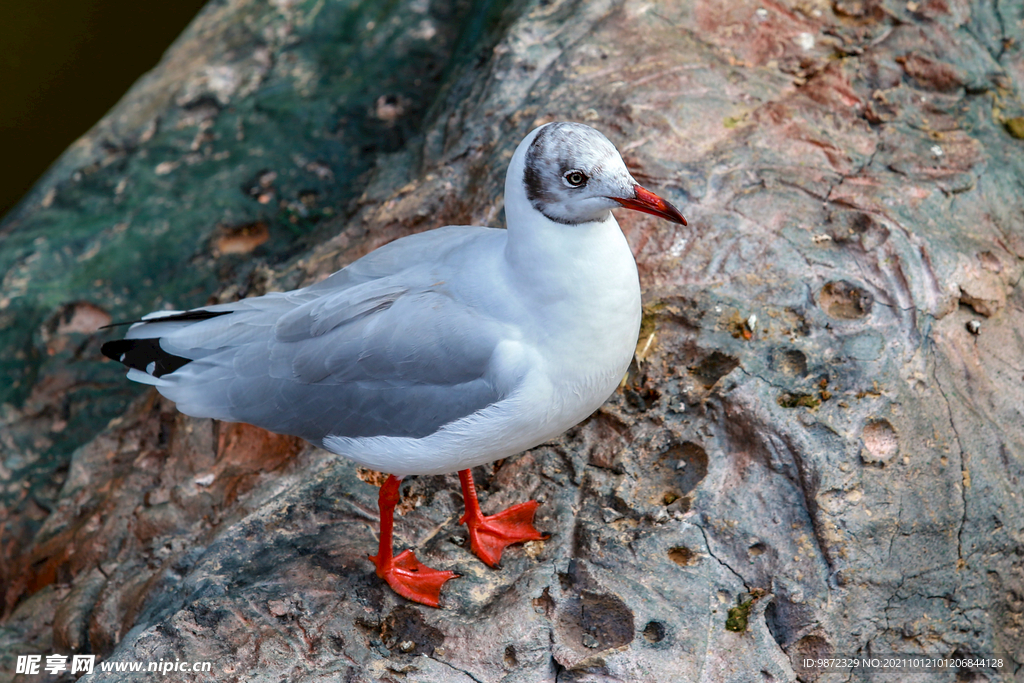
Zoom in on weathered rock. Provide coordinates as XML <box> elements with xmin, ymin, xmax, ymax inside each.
<box><xmin>2</xmin><ymin>0</ymin><xmax>1023</xmax><ymax>681</ymax></box>
<box><xmin>0</xmin><ymin>0</ymin><xmax>503</xmax><ymax>631</ymax></box>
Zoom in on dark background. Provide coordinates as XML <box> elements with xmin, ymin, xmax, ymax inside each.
<box><xmin>0</xmin><ymin>0</ymin><xmax>208</xmax><ymax>221</ymax></box>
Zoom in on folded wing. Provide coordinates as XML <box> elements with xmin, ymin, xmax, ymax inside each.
<box><xmin>103</xmin><ymin>271</ymin><xmax>509</xmax><ymax>445</ymax></box>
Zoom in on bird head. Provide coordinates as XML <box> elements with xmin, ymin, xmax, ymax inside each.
<box><xmin>518</xmin><ymin>122</ymin><xmax>686</xmax><ymax>227</ymax></box>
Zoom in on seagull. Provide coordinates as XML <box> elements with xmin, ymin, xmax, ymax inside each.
<box><xmin>101</xmin><ymin>122</ymin><xmax>686</xmax><ymax>607</ymax></box>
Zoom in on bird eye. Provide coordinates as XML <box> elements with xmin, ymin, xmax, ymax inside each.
<box><xmin>564</xmin><ymin>170</ymin><xmax>588</xmax><ymax>187</ymax></box>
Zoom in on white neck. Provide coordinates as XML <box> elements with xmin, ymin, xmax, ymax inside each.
<box><xmin>502</xmin><ymin>126</ymin><xmax>619</xmax><ymax>277</ymax></box>
<box><xmin>499</xmin><ymin>127</ymin><xmax>639</xmax><ymax>325</ymax></box>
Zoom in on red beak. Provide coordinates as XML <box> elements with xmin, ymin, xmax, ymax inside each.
<box><xmin>611</xmin><ymin>185</ymin><xmax>687</xmax><ymax>225</ymax></box>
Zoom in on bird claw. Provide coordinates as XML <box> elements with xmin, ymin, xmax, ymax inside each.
<box><xmin>461</xmin><ymin>500</ymin><xmax>547</xmax><ymax>568</ymax></box>
<box><xmin>370</xmin><ymin>549</ymin><xmax>458</xmax><ymax>608</ymax></box>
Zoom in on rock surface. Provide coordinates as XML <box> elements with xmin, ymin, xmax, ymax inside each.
<box><xmin>2</xmin><ymin>0</ymin><xmax>1023</xmax><ymax>681</ymax></box>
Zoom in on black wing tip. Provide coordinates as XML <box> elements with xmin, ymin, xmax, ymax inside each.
<box><xmin>101</xmin><ymin>338</ymin><xmax>192</xmax><ymax>377</ymax></box>
<box><xmin>100</xmin><ymin>339</ymin><xmax>124</xmax><ymax>362</ymax></box>
<box><xmin>101</xmin><ymin>309</ymin><xmax>229</xmax><ymax>376</ymax></box>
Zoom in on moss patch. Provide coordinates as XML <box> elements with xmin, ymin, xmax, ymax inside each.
<box><xmin>1005</xmin><ymin>117</ymin><xmax>1024</xmax><ymax>139</ymax></box>
<box><xmin>777</xmin><ymin>392</ymin><xmax>821</xmax><ymax>409</ymax></box>
<box><xmin>725</xmin><ymin>599</ymin><xmax>753</xmax><ymax>632</ymax></box>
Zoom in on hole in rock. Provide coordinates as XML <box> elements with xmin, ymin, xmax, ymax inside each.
<box><xmin>819</xmin><ymin>280</ymin><xmax>873</xmax><ymax>320</ymax></box>
<box><xmin>668</xmin><ymin>546</ymin><xmax>699</xmax><ymax>567</ymax></box>
<box><xmin>689</xmin><ymin>351</ymin><xmax>740</xmax><ymax>388</ymax></box>
<box><xmin>643</xmin><ymin>620</ymin><xmax>666</xmax><ymax>643</ymax></box>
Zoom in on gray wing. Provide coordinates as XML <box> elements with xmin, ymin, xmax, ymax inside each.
<box><xmin>132</xmin><ymin>274</ymin><xmax>508</xmax><ymax>443</ymax></box>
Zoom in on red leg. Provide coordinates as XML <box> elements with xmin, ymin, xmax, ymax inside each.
<box><xmin>368</xmin><ymin>475</ymin><xmax>457</xmax><ymax>607</ymax></box>
<box><xmin>458</xmin><ymin>468</ymin><xmax>547</xmax><ymax>568</ymax></box>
